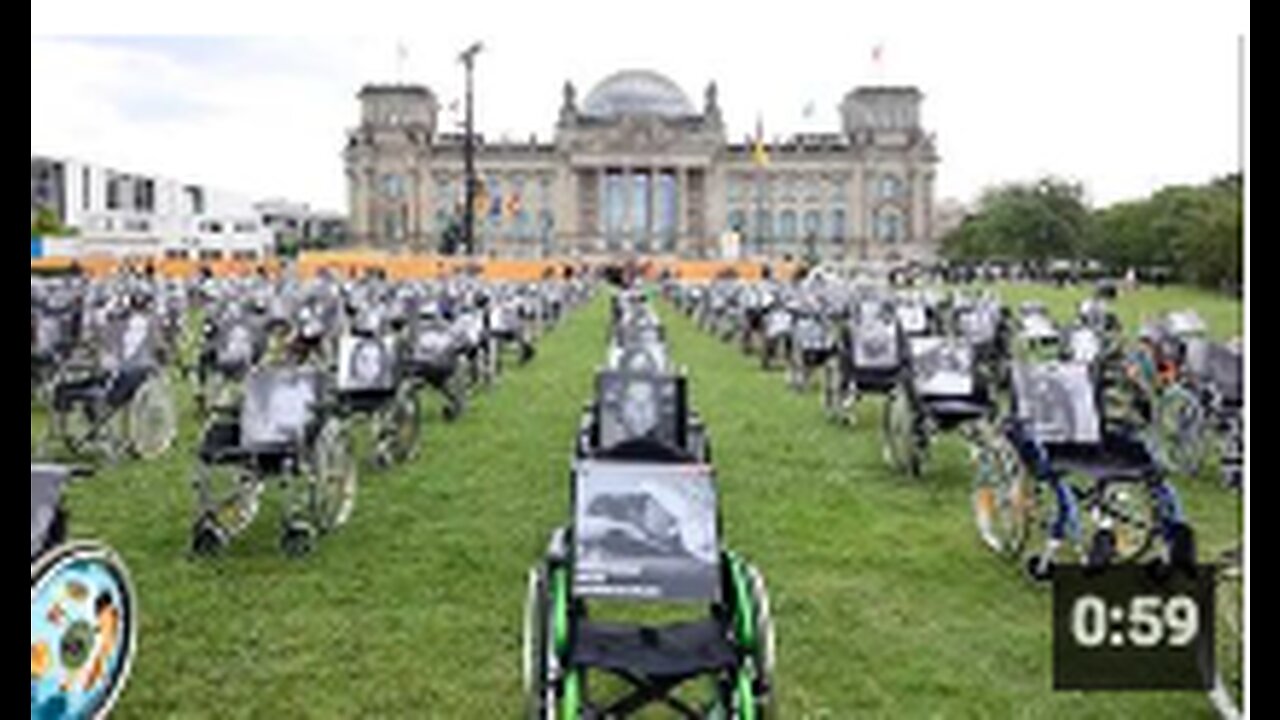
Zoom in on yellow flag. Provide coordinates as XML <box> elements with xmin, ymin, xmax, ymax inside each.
<box><xmin>752</xmin><ymin>114</ymin><xmax>770</xmax><ymax>167</ymax></box>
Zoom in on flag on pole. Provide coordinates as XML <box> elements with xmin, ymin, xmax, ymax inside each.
<box><xmin>396</xmin><ymin>41</ymin><xmax>409</xmax><ymax>81</ymax></box>
<box><xmin>872</xmin><ymin>43</ymin><xmax>883</xmax><ymax>65</ymax></box>
<box><xmin>802</xmin><ymin>101</ymin><xmax>816</xmax><ymax>120</ymax></box>
<box><xmin>751</xmin><ymin>114</ymin><xmax>770</xmax><ymax>167</ymax></box>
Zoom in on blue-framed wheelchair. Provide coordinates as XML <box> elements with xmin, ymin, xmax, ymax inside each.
<box><xmin>982</xmin><ymin>361</ymin><xmax>1196</xmax><ymax>581</ymax></box>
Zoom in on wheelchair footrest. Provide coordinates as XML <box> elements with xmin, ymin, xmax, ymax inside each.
<box><xmin>569</xmin><ymin>618</ymin><xmax>737</xmax><ymax>678</ymax></box>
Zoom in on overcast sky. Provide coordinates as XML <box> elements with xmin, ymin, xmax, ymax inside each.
<box><xmin>31</xmin><ymin>0</ymin><xmax>1247</xmax><ymax>213</ymax></box>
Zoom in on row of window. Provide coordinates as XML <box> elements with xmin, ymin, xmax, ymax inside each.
<box><xmin>724</xmin><ymin>206</ymin><xmax>908</xmax><ymax>243</ymax></box>
<box><xmin>727</xmin><ymin>174</ymin><xmax>906</xmax><ymax>203</ymax></box>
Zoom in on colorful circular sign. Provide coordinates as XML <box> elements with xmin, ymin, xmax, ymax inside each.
<box><xmin>31</xmin><ymin>542</ymin><xmax>137</xmax><ymax>720</ymax></box>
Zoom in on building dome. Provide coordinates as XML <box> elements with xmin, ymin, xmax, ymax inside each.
<box><xmin>581</xmin><ymin>70</ymin><xmax>696</xmax><ymax>119</ymax></box>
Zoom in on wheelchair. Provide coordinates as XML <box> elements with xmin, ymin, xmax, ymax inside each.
<box><xmin>1186</xmin><ymin>338</ymin><xmax>1243</xmax><ymax>489</ymax></box>
<box><xmin>334</xmin><ymin>303</ymin><xmax>421</xmax><ymax>468</ymax></box>
<box><xmin>1013</xmin><ymin>301</ymin><xmax>1060</xmax><ymax>361</ymax></box>
<box><xmin>881</xmin><ymin>334</ymin><xmax>997</xmax><ymax>478</ymax></box>
<box><xmin>40</xmin><ymin>306</ymin><xmax>177</xmax><ymax>462</ymax></box>
<box><xmin>32</xmin><ymin>284</ymin><xmax>83</xmax><ymax>403</ymax></box>
<box><xmin>759</xmin><ymin>295</ymin><xmax>793</xmax><ymax>371</ymax></box>
<box><xmin>526</xmin><ymin>365</ymin><xmax>771</xmax><ymax>718</ymax></box>
<box><xmin>488</xmin><ymin>289</ymin><xmax>537</xmax><ymax>375</ymax></box>
<box><xmin>1132</xmin><ymin>311</ymin><xmax>1212</xmax><ymax>478</ymax></box>
<box><xmin>31</xmin><ymin>463</ymin><xmax>138</xmax><ymax>720</ymax></box>
<box><xmin>980</xmin><ymin>360</ymin><xmax>1196</xmax><ymax>582</ymax></box>
<box><xmin>191</xmin><ymin>362</ymin><xmax>357</xmax><ymax>556</ymax></box>
<box><xmin>406</xmin><ymin>299</ymin><xmax>467</xmax><ymax>422</ymax></box>
<box><xmin>194</xmin><ymin>303</ymin><xmax>267</xmax><ymax>419</ymax></box>
<box><xmin>823</xmin><ymin>297</ymin><xmax>906</xmax><ymax>426</ymax></box>
<box><xmin>785</xmin><ymin>299</ymin><xmax>836</xmax><ymax>393</ymax></box>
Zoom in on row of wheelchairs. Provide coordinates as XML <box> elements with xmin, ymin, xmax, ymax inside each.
<box><xmin>671</xmin><ymin>277</ymin><xmax>1243</xmax><ymax>716</ymax></box>
<box><xmin>671</xmin><ymin>279</ymin><xmax>1242</xmax><ymax>575</ymax></box>
<box><xmin>32</xmin><ymin>272</ymin><xmax>593</xmax><ymax>557</ymax></box>
<box><xmin>522</xmin><ymin>287</ymin><xmax>775</xmax><ymax>718</ymax></box>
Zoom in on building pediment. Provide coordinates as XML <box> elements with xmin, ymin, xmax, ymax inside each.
<box><xmin>559</xmin><ymin>114</ymin><xmax>719</xmax><ymax>158</ymax></box>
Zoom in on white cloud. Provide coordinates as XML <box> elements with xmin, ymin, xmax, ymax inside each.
<box><xmin>31</xmin><ymin>0</ymin><xmax>1247</xmax><ymax>211</ymax></box>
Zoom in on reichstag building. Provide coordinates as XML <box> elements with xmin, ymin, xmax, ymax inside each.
<box><xmin>343</xmin><ymin>69</ymin><xmax>939</xmax><ymax>260</ymax></box>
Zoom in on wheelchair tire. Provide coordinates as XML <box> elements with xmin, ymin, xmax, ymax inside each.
<box><xmin>379</xmin><ymin>383</ymin><xmax>421</xmax><ymax>466</ymax></box>
<box><xmin>192</xmin><ymin>463</ymin><xmax>262</xmax><ymax>545</ymax></box>
<box><xmin>310</xmin><ymin>417</ymin><xmax>358</xmax><ymax>532</ymax></box>
<box><xmin>1210</xmin><ymin>551</ymin><xmax>1243</xmax><ymax>720</ymax></box>
<box><xmin>128</xmin><ymin>373</ymin><xmax>177</xmax><ymax>460</ymax></box>
<box><xmin>882</xmin><ymin>384</ymin><xmax>921</xmax><ymax>477</ymax></box>
<box><xmin>280</xmin><ymin>521</ymin><xmax>316</xmax><ymax>557</ymax></box>
<box><xmin>744</xmin><ymin>561</ymin><xmax>777</xmax><ymax>719</ymax></box>
<box><xmin>1156</xmin><ymin>384</ymin><xmax>1207</xmax><ymax>477</ymax></box>
<box><xmin>970</xmin><ymin>427</ymin><xmax>1033</xmax><ymax>559</ymax></box>
<box><xmin>522</xmin><ymin>565</ymin><xmax>557</xmax><ymax>719</ymax></box>
<box><xmin>1091</xmin><ymin>480</ymin><xmax>1156</xmax><ymax>564</ymax></box>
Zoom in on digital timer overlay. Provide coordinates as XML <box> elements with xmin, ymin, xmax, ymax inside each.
<box><xmin>31</xmin><ymin>553</ymin><xmax>135</xmax><ymax>720</ymax></box>
<box><xmin>1053</xmin><ymin>564</ymin><xmax>1216</xmax><ymax>691</ymax></box>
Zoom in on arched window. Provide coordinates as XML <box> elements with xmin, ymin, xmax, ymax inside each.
<box><xmin>879</xmin><ymin>174</ymin><xmax>903</xmax><ymax>200</ymax></box>
<box><xmin>778</xmin><ymin>210</ymin><xmax>797</xmax><ymax>242</ymax></box>
<box><xmin>516</xmin><ymin>209</ymin><xmax>532</xmax><ymax>240</ymax></box>
<box><xmin>727</xmin><ymin>209</ymin><xmax>746</xmax><ymax>234</ymax></box>
<box><xmin>803</xmin><ymin>209</ymin><xmax>821</xmax><ymax>239</ymax></box>
<box><xmin>829</xmin><ymin>207</ymin><xmax>846</xmax><ymax>242</ymax></box>
<box><xmin>381</xmin><ymin>173</ymin><xmax>405</xmax><ymax>199</ymax></box>
<box><xmin>874</xmin><ymin>208</ymin><xmax>904</xmax><ymax>244</ymax></box>
<box><xmin>754</xmin><ymin>209</ymin><xmax>773</xmax><ymax>242</ymax></box>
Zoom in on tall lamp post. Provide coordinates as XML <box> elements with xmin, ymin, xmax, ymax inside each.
<box><xmin>459</xmin><ymin>41</ymin><xmax>483</xmax><ymax>256</ymax></box>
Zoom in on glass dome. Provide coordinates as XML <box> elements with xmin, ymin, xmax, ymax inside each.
<box><xmin>581</xmin><ymin>70</ymin><xmax>696</xmax><ymax>119</ymax></box>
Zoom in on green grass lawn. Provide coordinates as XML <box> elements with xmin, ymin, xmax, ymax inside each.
<box><xmin>33</xmin><ymin>284</ymin><xmax>1242</xmax><ymax>718</ymax></box>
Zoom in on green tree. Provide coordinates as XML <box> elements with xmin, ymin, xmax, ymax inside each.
<box><xmin>31</xmin><ymin>206</ymin><xmax>76</xmax><ymax>237</ymax></box>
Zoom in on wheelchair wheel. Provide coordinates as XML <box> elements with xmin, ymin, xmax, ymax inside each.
<box><xmin>52</xmin><ymin>401</ymin><xmax>102</xmax><ymax>458</ymax></box>
<box><xmin>377</xmin><ymin>384</ymin><xmax>421</xmax><ymax>466</ymax></box>
<box><xmin>744</xmin><ymin>561</ymin><xmax>777</xmax><ymax>718</ymax></box>
<box><xmin>522</xmin><ymin>565</ymin><xmax>556</xmax><ymax>719</ymax></box>
<box><xmin>1209</xmin><ymin>550</ymin><xmax>1243</xmax><ymax>720</ymax></box>
<box><xmin>821</xmin><ymin>357</ymin><xmax>853</xmax><ymax>425</ymax></box>
<box><xmin>1091</xmin><ymin>479</ymin><xmax>1157</xmax><ymax>563</ymax></box>
<box><xmin>310</xmin><ymin>417</ymin><xmax>358</xmax><ymax>531</ymax></box>
<box><xmin>127</xmin><ymin>373</ymin><xmax>177</xmax><ymax>460</ymax></box>
<box><xmin>192</xmin><ymin>463</ymin><xmax>262</xmax><ymax>550</ymax></box>
<box><xmin>882</xmin><ymin>384</ymin><xmax>921</xmax><ymax>477</ymax></box>
<box><xmin>1156</xmin><ymin>384</ymin><xmax>1207</xmax><ymax>477</ymax></box>
<box><xmin>971</xmin><ymin>428</ymin><xmax>1033</xmax><ymax>558</ymax></box>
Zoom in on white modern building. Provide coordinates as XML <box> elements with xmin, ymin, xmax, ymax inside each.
<box><xmin>30</xmin><ymin>155</ymin><xmax>276</xmax><ymax>261</ymax></box>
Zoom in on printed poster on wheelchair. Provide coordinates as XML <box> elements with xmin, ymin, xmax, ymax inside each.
<box><xmin>337</xmin><ymin>335</ymin><xmax>396</xmax><ymax>393</ymax></box>
<box><xmin>1012</xmin><ymin>362</ymin><xmax>1102</xmax><ymax>444</ymax></box>
<box><xmin>909</xmin><ymin>337</ymin><xmax>974</xmax><ymax>397</ymax></box>
<box><xmin>574</xmin><ymin>461</ymin><xmax>720</xmax><ymax>601</ymax></box>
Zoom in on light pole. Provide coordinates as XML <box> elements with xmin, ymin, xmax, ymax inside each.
<box><xmin>459</xmin><ymin>41</ymin><xmax>483</xmax><ymax>256</ymax></box>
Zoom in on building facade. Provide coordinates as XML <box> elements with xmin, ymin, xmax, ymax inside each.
<box><xmin>30</xmin><ymin>156</ymin><xmax>277</xmax><ymax>261</ymax></box>
<box><xmin>344</xmin><ymin>69</ymin><xmax>939</xmax><ymax>260</ymax></box>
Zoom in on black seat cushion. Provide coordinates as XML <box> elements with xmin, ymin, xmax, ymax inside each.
<box><xmin>199</xmin><ymin>420</ymin><xmax>245</xmax><ymax>464</ymax></box>
<box><xmin>593</xmin><ymin>437</ymin><xmax>694</xmax><ymax>464</ymax></box>
<box><xmin>1045</xmin><ymin>434</ymin><xmax>1157</xmax><ymax>480</ymax></box>
<box><xmin>925</xmin><ymin>397</ymin><xmax>992</xmax><ymax>426</ymax></box>
<box><xmin>570</xmin><ymin>618</ymin><xmax>737</xmax><ymax>678</ymax></box>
